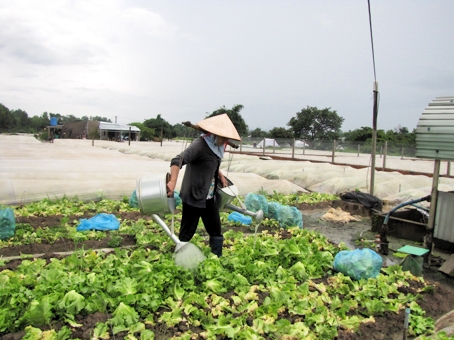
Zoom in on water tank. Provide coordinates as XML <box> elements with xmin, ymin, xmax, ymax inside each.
<box><xmin>50</xmin><ymin>117</ymin><xmax>58</xmax><ymax>126</ymax></box>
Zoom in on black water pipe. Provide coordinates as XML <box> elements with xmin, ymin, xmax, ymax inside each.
<box><xmin>379</xmin><ymin>195</ymin><xmax>431</xmax><ymax>255</ymax></box>
<box><xmin>383</xmin><ymin>195</ymin><xmax>431</xmax><ymax>226</ymax></box>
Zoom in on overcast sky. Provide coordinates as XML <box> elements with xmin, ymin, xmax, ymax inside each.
<box><xmin>1</xmin><ymin>1</ymin><xmax>453</xmax><ymax>132</ymax></box>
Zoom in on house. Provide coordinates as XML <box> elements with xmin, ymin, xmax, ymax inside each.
<box><xmin>59</xmin><ymin>121</ymin><xmax>141</xmax><ymax>141</ymax></box>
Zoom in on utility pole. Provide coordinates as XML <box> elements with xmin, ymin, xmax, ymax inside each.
<box><xmin>370</xmin><ymin>82</ymin><xmax>378</xmax><ymax>196</ymax></box>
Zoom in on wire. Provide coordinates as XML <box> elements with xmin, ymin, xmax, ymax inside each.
<box><xmin>367</xmin><ymin>0</ymin><xmax>377</xmax><ymax>83</ymax></box>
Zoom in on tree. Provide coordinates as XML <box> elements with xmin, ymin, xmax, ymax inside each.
<box><xmin>91</xmin><ymin>116</ymin><xmax>112</xmax><ymax>122</ymax></box>
<box><xmin>143</xmin><ymin>114</ymin><xmax>173</xmax><ymax>139</ymax></box>
<box><xmin>343</xmin><ymin>127</ymin><xmax>373</xmax><ymax>142</ymax></box>
<box><xmin>269</xmin><ymin>127</ymin><xmax>293</xmax><ymax>138</ymax></box>
<box><xmin>61</xmin><ymin>115</ymin><xmax>82</xmax><ymax>123</ymax></box>
<box><xmin>173</xmin><ymin>123</ymin><xmax>196</xmax><ymax>138</ymax></box>
<box><xmin>249</xmin><ymin>128</ymin><xmax>268</xmax><ymax>138</ymax></box>
<box><xmin>0</xmin><ymin>104</ymin><xmax>15</xmax><ymax>131</ymax></box>
<box><xmin>11</xmin><ymin>109</ymin><xmax>29</xmax><ymax>127</ymax></box>
<box><xmin>206</xmin><ymin>104</ymin><xmax>248</xmax><ymax>137</ymax></box>
<box><xmin>287</xmin><ymin>106</ymin><xmax>344</xmax><ymax>140</ymax></box>
<box><xmin>87</xmin><ymin>128</ymin><xmax>100</xmax><ymax>139</ymax></box>
<box><xmin>130</xmin><ymin>122</ymin><xmax>155</xmax><ymax>141</ymax></box>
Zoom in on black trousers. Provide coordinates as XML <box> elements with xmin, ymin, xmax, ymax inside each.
<box><xmin>179</xmin><ymin>198</ymin><xmax>222</xmax><ymax>242</ymax></box>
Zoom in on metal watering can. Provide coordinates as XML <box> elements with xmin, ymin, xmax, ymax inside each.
<box><xmin>215</xmin><ymin>177</ymin><xmax>264</xmax><ymax>224</ymax></box>
<box><xmin>136</xmin><ymin>174</ymin><xmax>206</xmax><ymax>270</ymax></box>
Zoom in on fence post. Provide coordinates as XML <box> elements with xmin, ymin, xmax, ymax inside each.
<box><xmin>447</xmin><ymin>161</ymin><xmax>451</xmax><ymax>176</ymax></box>
<box><xmin>401</xmin><ymin>147</ymin><xmax>404</xmax><ymax>159</ymax></box>
<box><xmin>240</xmin><ymin>140</ymin><xmax>242</xmax><ymax>153</ymax></box>
<box><xmin>303</xmin><ymin>139</ymin><xmax>306</xmax><ymax>155</ymax></box>
<box><xmin>357</xmin><ymin>144</ymin><xmax>360</xmax><ymax>157</ymax></box>
<box><xmin>273</xmin><ymin>139</ymin><xmax>275</xmax><ymax>154</ymax></box>
<box><xmin>383</xmin><ymin>141</ymin><xmax>387</xmax><ymax>170</ymax></box>
<box><xmin>380</xmin><ymin>145</ymin><xmax>382</xmax><ymax>158</ymax></box>
<box><xmin>332</xmin><ymin>140</ymin><xmax>336</xmax><ymax>163</ymax></box>
<box><xmin>262</xmin><ymin>138</ymin><xmax>265</xmax><ymax>156</ymax></box>
<box><xmin>292</xmin><ymin>138</ymin><xmax>295</xmax><ymax>159</ymax></box>
<box><xmin>128</xmin><ymin>127</ymin><xmax>131</xmax><ymax>146</ymax></box>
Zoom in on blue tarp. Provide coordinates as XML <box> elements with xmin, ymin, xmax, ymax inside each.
<box><xmin>77</xmin><ymin>213</ymin><xmax>120</xmax><ymax>231</ymax></box>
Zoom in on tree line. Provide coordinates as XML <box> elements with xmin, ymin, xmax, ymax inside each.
<box><xmin>0</xmin><ymin>102</ymin><xmax>416</xmax><ymax>149</ymax></box>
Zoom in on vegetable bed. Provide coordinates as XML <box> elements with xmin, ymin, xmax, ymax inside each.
<box><xmin>1</xmin><ymin>196</ymin><xmax>453</xmax><ymax>340</ymax></box>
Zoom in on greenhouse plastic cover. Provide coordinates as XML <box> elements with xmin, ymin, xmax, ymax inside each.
<box><xmin>2</xmin><ymin>134</ymin><xmax>454</xmax><ymax>206</ymax></box>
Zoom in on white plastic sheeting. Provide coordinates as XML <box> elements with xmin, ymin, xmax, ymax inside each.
<box><xmin>294</xmin><ymin>140</ymin><xmax>309</xmax><ymax>148</ymax></box>
<box><xmin>256</xmin><ymin>138</ymin><xmax>279</xmax><ymax>148</ymax></box>
<box><xmin>2</xmin><ymin>134</ymin><xmax>454</xmax><ymax>205</ymax></box>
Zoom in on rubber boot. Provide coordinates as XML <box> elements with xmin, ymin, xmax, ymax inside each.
<box><xmin>209</xmin><ymin>236</ymin><xmax>224</xmax><ymax>257</ymax></box>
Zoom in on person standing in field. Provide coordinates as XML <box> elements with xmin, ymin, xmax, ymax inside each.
<box><xmin>166</xmin><ymin>114</ymin><xmax>241</xmax><ymax>256</ymax></box>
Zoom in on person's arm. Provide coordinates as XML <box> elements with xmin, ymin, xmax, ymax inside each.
<box><xmin>167</xmin><ymin>165</ymin><xmax>180</xmax><ymax>197</ymax></box>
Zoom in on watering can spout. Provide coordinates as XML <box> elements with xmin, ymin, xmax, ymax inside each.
<box><xmin>225</xmin><ymin>203</ymin><xmax>264</xmax><ymax>224</ymax></box>
<box><xmin>216</xmin><ymin>177</ymin><xmax>264</xmax><ymax>224</ymax></box>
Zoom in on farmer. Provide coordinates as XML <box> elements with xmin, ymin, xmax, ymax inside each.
<box><xmin>166</xmin><ymin>114</ymin><xmax>241</xmax><ymax>256</ymax></box>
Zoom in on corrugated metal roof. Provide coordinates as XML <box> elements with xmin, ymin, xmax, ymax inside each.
<box><xmin>99</xmin><ymin>122</ymin><xmax>140</xmax><ymax>132</ymax></box>
<box><xmin>415</xmin><ymin>96</ymin><xmax>454</xmax><ymax>160</ymax></box>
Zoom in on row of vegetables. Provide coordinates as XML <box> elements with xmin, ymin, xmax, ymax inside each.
<box><xmin>0</xmin><ymin>195</ymin><xmax>450</xmax><ymax>339</ymax></box>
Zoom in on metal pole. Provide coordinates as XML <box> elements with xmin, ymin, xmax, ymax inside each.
<box><xmin>273</xmin><ymin>139</ymin><xmax>275</xmax><ymax>154</ymax></box>
<box><xmin>383</xmin><ymin>141</ymin><xmax>387</xmax><ymax>170</ymax></box>
<box><xmin>370</xmin><ymin>82</ymin><xmax>379</xmax><ymax>196</ymax></box>
<box><xmin>332</xmin><ymin>140</ymin><xmax>335</xmax><ymax>163</ymax></box>
<box><xmin>357</xmin><ymin>144</ymin><xmax>360</xmax><ymax>157</ymax></box>
<box><xmin>427</xmin><ymin>160</ymin><xmax>441</xmax><ymax>231</ymax></box>
<box><xmin>292</xmin><ymin>138</ymin><xmax>295</xmax><ymax>159</ymax></box>
<box><xmin>447</xmin><ymin>161</ymin><xmax>451</xmax><ymax>176</ymax></box>
<box><xmin>262</xmin><ymin>138</ymin><xmax>265</xmax><ymax>156</ymax></box>
<box><xmin>425</xmin><ymin>160</ymin><xmax>441</xmax><ymax>266</ymax></box>
<box><xmin>128</xmin><ymin>127</ymin><xmax>131</xmax><ymax>146</ymax></box>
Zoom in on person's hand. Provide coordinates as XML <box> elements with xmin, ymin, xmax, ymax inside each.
<box><xmin>218</xmin><ymin>171</ymin><xmax>228</xmax><ymax>188</ymax></box>
<box><xmin>167</xmin><ymin>180</ymin><xmax>176</xmax><ymax>197</ymax></box>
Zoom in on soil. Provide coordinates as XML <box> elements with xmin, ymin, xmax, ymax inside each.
<box><xmin>1</xmin><ymin>203</ymin><xmax>453</xmax><ymax>340</ymax></box>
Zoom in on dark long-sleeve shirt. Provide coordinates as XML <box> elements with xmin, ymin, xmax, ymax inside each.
<box><xmin>170</xmin><ymin>137</ymin><xmax>220</xmax><ymax>208</ymax></box>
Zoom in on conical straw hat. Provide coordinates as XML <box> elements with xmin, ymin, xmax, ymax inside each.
<box><xmin>197</xmin><ymin>114</ymin><xmax>241</xmax><ymax>141</ymax></box>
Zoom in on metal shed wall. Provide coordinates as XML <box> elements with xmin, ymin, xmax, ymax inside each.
<box><xmin>415</xmin><ymin>96</ymin><xmax>454</xmax><ymax>160</ymax></box>
<box><xmin>434</xmin><ymin>191</ymin><xmax>454</xmax><ymax>243</ymax></box>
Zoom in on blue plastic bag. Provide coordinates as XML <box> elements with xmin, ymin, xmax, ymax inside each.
<box><xmin>174</xmin><ymin>190</ymin><xmax>182</xmax><ymax>207</ymax></box>
<box><xmin>77</xmin><ymin>213</ymin><xmax>120</xmax><ymax>231</ymax></box>
<box><xmin>267</xmin><ymin>202</ymin><xmax>281</xmax><ymax>220</ymax></box>
<box><xmin>129</xmin><ymin>190</ymin><xmax>139</xmax><ymax>208</ymax></box>
<box><xmin>277</xmin><ymin>205</ymin><xmax>303</xmax><ymax>229</ymax></box>
<box><xmin>228</xmin><ymin>212</ymin><xmax>252</xmax><ymax>225</ymax></box>
<box><xmin>333</xmin><ymin>248</ymin><xmax>383</xmax><ymax>280</ymax></box>
<box><xmin>245</xmin><ymin>193</ymin><xmax>268</xmax><ymax>215</ymax></box>
<box><xmin>0</xmin><ymin>208</ymin><xmax>16</xmax><ymax>240</ymax></box>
